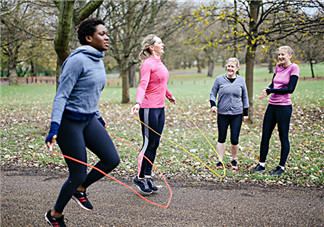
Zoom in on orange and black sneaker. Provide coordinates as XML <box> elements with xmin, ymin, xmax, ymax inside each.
<box><xmin>216</xmin><ymin>161</ymin><xmax>224</xmax><ymax>170</ymax></box>
<box><xmin>72</xmin><ymin>190</ymin><xmax>93</xmax><ymax>211</ymax></box>
<box><xmin>45</xmin><ymin>210</ymin><xmax>66</xmax><ymax>227</ymax></box>
<box><xmin>231</xmin><ymin>160</ymin><xmax>239</xmax><ymax>170</ymax></box>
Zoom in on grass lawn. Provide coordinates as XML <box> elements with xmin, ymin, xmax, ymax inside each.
<box><xmin>1</xmin><ymin>67</ymin><xmax>323</xmax><ymax>186</ymax></box>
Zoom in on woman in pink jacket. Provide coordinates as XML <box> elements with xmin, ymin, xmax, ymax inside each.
<box><xmin>131</xmin><ymin>34</ymin><xmax>176</xmax><ymax>195</ymax></box>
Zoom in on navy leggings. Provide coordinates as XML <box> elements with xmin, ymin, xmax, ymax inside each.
<box><xmin>137</xmin><ymin>108</ymin><xmax>165</xmax><ymax>178</ymax></box>
<box><xmin>54</xmin><ymin>116</ymin><xmax>120</xmax><ymax>213</ymax></box>
<box><xmin>260</xmin><ymin>104</ymin><xmax>292</xmax><ymax>166</ymax></box>
<box><xmin>217</xmin><ymin>114</ymin><xmax>242</xmax><ymax>145</ymax></box>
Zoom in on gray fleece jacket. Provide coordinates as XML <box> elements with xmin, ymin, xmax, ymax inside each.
<box><xmin>209</xmin><ymin>74</ymin><xmax>249</xmax><ymax>115</ymax></box>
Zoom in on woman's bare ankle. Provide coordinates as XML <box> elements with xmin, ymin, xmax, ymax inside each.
<box><xmin>51</xmin><ymin>209</ymin><xmax>62</xmax><ymax>218</ymax></box>
<box><xmin>77</xmin><ymin>185</ymin><xmax>86</xmax><ymax>192</ymax></box>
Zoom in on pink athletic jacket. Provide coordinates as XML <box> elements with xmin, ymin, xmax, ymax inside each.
<box><xmin>136</xmin><ymin>56</ymin><xmax>172</xmax><ymax>108</ymax></box>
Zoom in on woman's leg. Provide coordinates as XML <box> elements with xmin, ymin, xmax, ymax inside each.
<box><xmin>229</xmin><ymin>115</ymin><xmax>243</xmax><ymax>160</ymax></box>
<box><xmin>81</xmin><ymin>117</ymin><xmax>120</xmax><ymax>189</ymax></box>
<box><xmin>217</xmin><ymin>114</ymin><xmax>230</xmax><ymax>161</ymax></box>
<box><xmin>144</xmin><ymin>108</ymin><xmax>165</xmax><ymax>177</ymax></box>
<box><xmin>276</xmin><ymin>105</ymin><xmax>292</xmax><ymax>167</ymax></box>
<box><xmin>137</xmin><ymin>108</ymin><xmax>164</xmax><ymax>178</ymax></box>
<box><xmin>259</xmin><ymin>105</ymin><xmax>277</xmax><ymax>163</ymax></box>
<box><xmin>54</xmin><ymin>118</ymin><xmax>88</xmax><ymax>214</ymax></box>
<box><xmin>216</xmin><ymin>142</ymin><xmax>226</xmax><ymax>161</ymax></box>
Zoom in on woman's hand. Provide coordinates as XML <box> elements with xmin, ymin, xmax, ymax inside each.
<box><xmin>211</xmin><ymin>106</ymin><xmax>217</xmax><ymax>113</ymax></box>
<box><xmin>46</xmin><ymin>135</ymin><xmax>57</xmax><ymax>149</ymax></box>
<box><xmin>259</xmin><ymin>88</ymin><xmax>268</xmax><ymax>100</ymax></box>
<box><xmin>168</xmin><ymin>96</ymin><xmax>176</xmax><ymax>104</ymax></box>
<box><xmin>131</xmin><ymin>103</ymin><xmax>141</xmax><ymax>115</ymax></box>
<box><xmin>243</xmin><ymin>116</ymin><xmax>248</xmax><ymax>121</ymax></box>
<box><xmin>45</xmin><ymin>122</ymin><xmax>59</xmax><ymax>149</ymax></box>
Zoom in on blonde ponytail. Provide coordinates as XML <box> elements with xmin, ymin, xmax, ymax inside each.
<box><xmin>138</xmin><ymin>34</ymin><xmax>158</xmax><ymax>61</ymax></box>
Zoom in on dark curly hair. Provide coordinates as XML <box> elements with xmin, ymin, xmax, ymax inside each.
<box><xmin>77</xmin><ymin>18</ymin><xmax>105</xmax><ymax>45</ymax></box>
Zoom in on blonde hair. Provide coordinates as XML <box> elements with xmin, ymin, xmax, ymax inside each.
<box><xmin>226</xmin><ymin>57</ymin><xmax>240</xmax><ymax>68</ymax></box>
<box><xmin>278</xmin><ymin>46</ymin><xmax>294</xmax><ymax>55</ymax></box>
<box><xmin>138</xmin><ymin>34</ymin><xmax>158</xmax><ymax>61</ymax></box>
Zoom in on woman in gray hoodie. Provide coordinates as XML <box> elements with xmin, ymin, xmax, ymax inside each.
<box><xmin>210</xmin><ymin>58</ymin><xmax>249</xmax><ymax>170</ymax></box>
<box><xmin>45</xmin><ymin>18</ymin><xmax>120</xmax><ymax>227</ymax></box>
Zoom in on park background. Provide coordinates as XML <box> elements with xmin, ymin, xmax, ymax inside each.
<box><xmin>1</xmin><ymin>0</ymin><xmax>323</xmax><ymax>187</ymax></box>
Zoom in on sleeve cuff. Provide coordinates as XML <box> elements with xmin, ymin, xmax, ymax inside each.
<box><xmin>210</xmin><ymin>100</ymin><xmax>216</xmax><ymax>108</ymax></box>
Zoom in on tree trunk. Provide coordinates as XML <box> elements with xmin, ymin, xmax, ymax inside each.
<box><xmin>8</xmin><ymin>54</ymin><xmax>18</xmax><ymax>85</ymax></box>
<box><xmin>129</xmin><ymin>64</ymin><xmax>137</xmax><ymax>88</ymax></box>
<box><xmin>233</xmin><ymin>0</ymin><xmax>238</xmax><ymax>57</ymax></box>
<box><xmin>196</xmin><ymin>56</ymin><xmax>202</xmax><ymax>73</ymax></box>
<box><xmin>268</xmin><ymin>58</ymin><xmax>274</xmax><ymax>74</ymax></box>
<box><xmin>245</xmin><ymin>0</ymin><xmax>260</xmax><ymax>123</ymax></box>
<box><xmin>120</xmin><ymin>61</ymin><xmax>130</xmax><ymax>103</ymax></box>
<box><xmin>207</xmin><ymin>59</ymin><xmax>214</xmax><ymax>77</ymax></box>
<box><xmin>310</xmin><ymin>60</ymin><xmax>315</xmax><ymax>78</ymax></box>
<box><xmin>268</xmin><ymin>49</ymin><xmax>274</xmax><ymax>74</ymax></box>
<box><xmin>54</xmin><ymin>1</ymin><xmax>75</xmax><ymax>64</ymax></box>
<box><xmin>30</xmin><ymin>59</ymin><xmax>36</xmax><ymax>77</ymax></box>
<box><xmin>55</xmin><ymin>56</ymin><xmax>64</xmax><ymax>89</ymax></box>
<box><xmin>245</xmin><ymin>45</ymin><xmax>257</xmax><ymax>123</ymax></box>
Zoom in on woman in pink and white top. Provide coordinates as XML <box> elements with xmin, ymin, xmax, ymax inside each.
<box><xmin>251</xmin><ymin>46</ymin><xmax>299</xmax><ymax>176</ymax></box>
<box><xmin>131</xmin><ymin>34</ymin><xmax>176</xmax><ymax>195</ymax></box>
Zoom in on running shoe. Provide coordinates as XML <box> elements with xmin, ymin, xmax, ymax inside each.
<box><xmin>231</xmin><ymin>160</ymin><xmax>239</xmax><ymax>170</ymax></box>
<box><xmin>216</xmin><ymin>161</ymin><xmax>224</xmax><ymax>170</ymax></box>
<box><xmin>251</xmin><ymin>163</ymin><xmax>265</xmax><ymax>173</ymax></box>
<box><xmin>72</xmin><ymin>190</ymin><xmax>93</xmax><ymax>211</ymax></box>
<box><xmin>45</xmin><ymin>210</ymin><xmax>66</xmax><ymax>227</ymax></box>
<box><xmin>270</xmin><ymin>166</ymin><xmax>285</xmax><ymax>176</ymax></box>
<box><xmin>146</xmin><ymin>177</ymin><xmax>158</xmax><ymax>192</ymax></box>
<box><xmin>133</xmin><ymin>176</ymin><xmax>152</xmax><ymax>195</ymax></box>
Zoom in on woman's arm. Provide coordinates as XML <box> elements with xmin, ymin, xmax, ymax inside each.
<box><xmin>135</xmin><ymin>63</ymin><xmax>151</xmax><ymax>105</ymax></box>
<box><xmin>209</xmin><ymin>78</ymin><xmax>219</xmax><ymax>108</ymax></box>
<box><xmin>266</xmin><ymin>75</ymin><xmax>298</xmax><ymax>94</ymax></box>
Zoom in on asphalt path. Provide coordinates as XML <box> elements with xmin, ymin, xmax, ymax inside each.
<box><xmin>1</xmin><ymin>167</ymin><xmax>323</xmax><ymax>226</ymax></box>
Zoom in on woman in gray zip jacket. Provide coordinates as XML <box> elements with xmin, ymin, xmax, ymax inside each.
<box><xmin>210</xmin><ymin>58</ymin><xmax>249</xmax><ymax>170</ymax></box>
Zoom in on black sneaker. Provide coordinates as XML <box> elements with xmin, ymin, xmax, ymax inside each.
<box><xmin>231</xmin><ymin>160</ymin><xmax>238</xmax><ymax>170</ymax></box>
<box><xmin>251</xmin><ymin>163</ymin><xmax>265</xmax><ymax>173</ymax></box>
<box><xmin>72</xmin><ymin>190</ymin><xmax>93</xmax><ymax>211</ymax></box>
<box><xmin>146</xmin><ymin>177</ymin><xmax>158</xmax><ymax>192</ymax></box>
<box><xmin>133</xmin><ymin>176</ymin><xmax>152</xmax><ymax>195</ymax></box>
<box><xmin>270</xmin><ymin>166</ymin><xmax>285</xmax><ymax>175</ymax></box>
<box><xmin>216</xmin><ymin>161</ymin><xmax>224</xmax><ymax>170</ymax></box>
<box><xmin>45</xmin><ymin>210</ymin><xmax>66</xmax><ymax>227</ymax></box>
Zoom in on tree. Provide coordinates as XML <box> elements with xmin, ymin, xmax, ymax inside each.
<box><xmin>291</xmin><ymin>33</ymin><xmax>324</xmax><ymax>78</ymax></box>
<box><xmin>190</xmin><ymin>0</ymin><xmax>324</xmax><ymax>121</ymax></box>
<box><xmin>0</xmin><ymin>0</ymin><xmax>55</xmax><ymax>85</ymax></box>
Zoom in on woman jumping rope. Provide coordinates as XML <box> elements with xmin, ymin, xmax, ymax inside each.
<box><xmin>131</xmin><ymin>34</ymin><xmax>176</xmax><ymax>195</ymax></box>
<box><xmin>45</xmin><ymin>18</ymin><xmax>120</xmax><ymax>226</ymax></box>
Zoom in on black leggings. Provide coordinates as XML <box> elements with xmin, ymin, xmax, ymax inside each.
<box><xmin>54</xmin><ymin>116</ymin><xmax>120</xmax><ymax>213</ymax></box>
<box><xmin>217</xmin><ymin>114</ymin><xmax>243</xmax><ymax>145</ymax></box>
<box><xmin>137</xmin><ymin>108</ymin><xmax>165</xmax><ymax>178</ymax></box>
<box><xmin>260</xmin><ymin>104</ymin><xmax>292</xmax><ymax>166</ymax></box>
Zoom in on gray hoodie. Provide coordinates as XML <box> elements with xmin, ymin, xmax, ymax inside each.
<box><xmin>51</xmin><ymin>46</ymin><xmax>106</xmax><ymax>124</ymax></box>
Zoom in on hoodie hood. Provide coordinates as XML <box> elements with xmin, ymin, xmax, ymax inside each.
<box><xmin>69</xmin><ymin>45</ymin><xmax>105</xmax><ymax>61</ymax></box>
